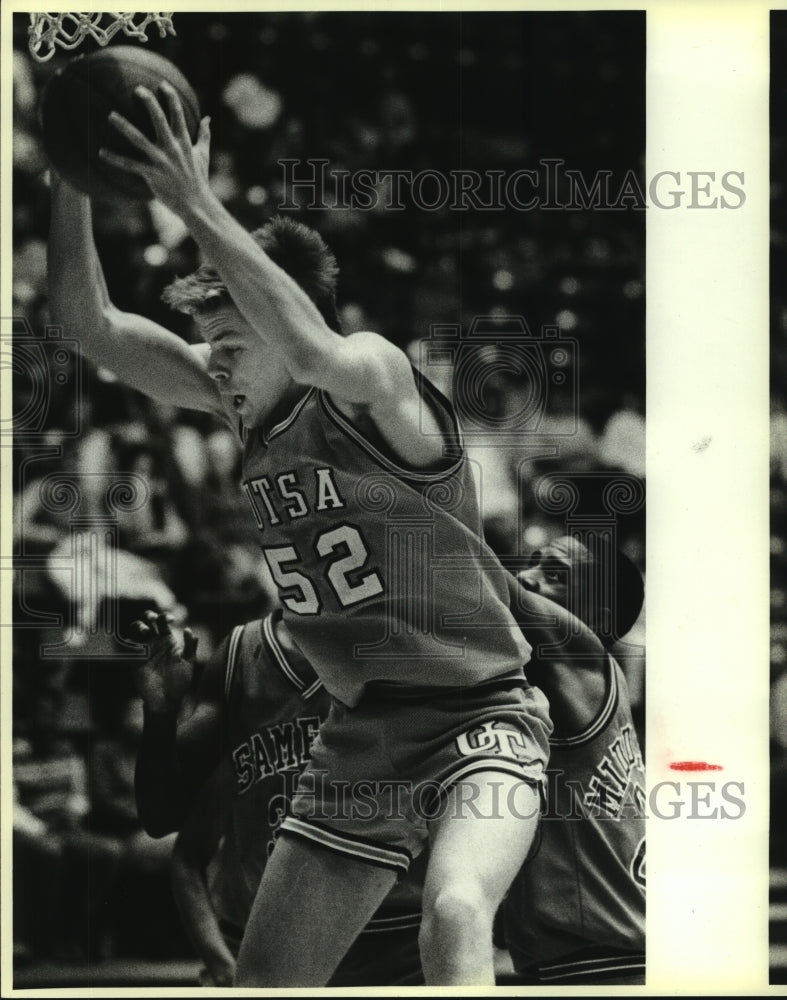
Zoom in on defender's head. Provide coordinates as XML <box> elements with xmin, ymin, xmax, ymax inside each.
<box><xmin>517</xmin><ymin>535</ymin><xmax>644</xmax><ymax>647</ymax></box>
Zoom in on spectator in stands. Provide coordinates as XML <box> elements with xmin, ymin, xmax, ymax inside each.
<box><xmin>87</xmin><ymin>696</ymin><xmax>182</xmax><ymax>958</ymax></box>
<box><xmin>13</xmin><ymin>685</ymin><xmax>118</xmax><ymax>960</ymax></box>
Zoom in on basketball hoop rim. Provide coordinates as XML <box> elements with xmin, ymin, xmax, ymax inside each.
<box><xmin>27</xmin><ymin>12</ymin><xmax>176</xmax><ymax>64</ymax></box>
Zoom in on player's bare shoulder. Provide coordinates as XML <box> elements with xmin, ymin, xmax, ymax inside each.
<box><xmin>329</xmin><ymin>331</ymin><xmax>449</xmax><ymax>469</ymax></box>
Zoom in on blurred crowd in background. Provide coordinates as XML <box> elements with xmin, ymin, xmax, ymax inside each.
<box><xmin>10</xmin><ymin>11</ymin><xmax>646</xmax><ymax>965</ymax></box>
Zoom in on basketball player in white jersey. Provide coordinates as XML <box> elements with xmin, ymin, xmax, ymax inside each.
<box><xmin>47</xmin><ymin>85</ymin><xmax>552</xmax><ymax>986</ymax></box>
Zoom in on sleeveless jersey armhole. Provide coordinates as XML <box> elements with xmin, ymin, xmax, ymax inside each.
<box><xmin>262</xmin><ymin>612</ymin><xmax>323</xmax><ymax>700</ymax></box>
<box><xmin>223</xmin><ymin>624</ymin><xmax>245</xmax><ymax>704</ymax></box>
<box><xmin>318</xmin><ymin>367</ymin><xmax>465</xmax><ymax>483</ymax></box>
<box><xmin>548</xmin><ymin>654</ymin><xmax>619</xmax><ymax>750</ymax></box>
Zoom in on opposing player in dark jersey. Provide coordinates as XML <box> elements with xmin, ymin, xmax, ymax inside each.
<box><xmin>503</xmin><ymin>536</ymin><xmax>646</xmax><ymax>985</ymax></box>
<box><xmin>134</xmin><ymin>610</ymin><xmax>423</xmax><ymax>987</ymax></box>
<box><xmin>136</xmin><ymin>538</ymin><xmax>644</xmax><ymax>986</ymax></box>
<box><xmin>48</xmin><ymin>86</ymin><xmax>552</xmax><ymax>986</ymax></box>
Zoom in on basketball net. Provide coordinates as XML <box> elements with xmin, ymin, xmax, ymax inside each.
<box><xmin>28</xmin><ymin>12</ymin><xmax>176</xmax><ymax>63</ymax></box>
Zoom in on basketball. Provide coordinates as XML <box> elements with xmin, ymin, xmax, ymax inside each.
<box><xmin>39</xmin><ymin>46</ymin><xmax>201</xmax><ymax>201</ymax></box>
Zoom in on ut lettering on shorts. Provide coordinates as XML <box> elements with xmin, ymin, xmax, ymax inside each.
<box><xmin>281</xmin><ymin>684</ymin><xmax>552</xmax><ymax>871</ymax></box>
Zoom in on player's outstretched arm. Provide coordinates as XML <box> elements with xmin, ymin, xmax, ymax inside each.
<box><xmin>47</xmin><ymin>171</ymin><xmax>227</xmax><ymax>418</ymax></box>
<box><xmin>133</xmin><ymin>611</ymin><xmax>224</xmax><ymax>836</ymax></box>
<box><xmin>506</xmin><ymin>573</ymin><xmax>603</xmax><ymax>657</ymax></box>
<box><xmin>507</xmin><ymin>575</ymin><xmax>608</xmax><ymax>736</ymax></box>
<box><xmin>171</xmin><ymin>762</ymin><xmax>236</xmax><ymax>987</ymax></box>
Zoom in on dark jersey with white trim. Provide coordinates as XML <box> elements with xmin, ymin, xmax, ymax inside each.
<box><xmin>208</xmin><ymin>613</ymin><xmax>422</xmax><ymax>940</ymax></box>
<box><xmin>209</xmin><ymin>615</ymin><xmax>325</xmax><ymax>929</ymax></box>
<box><xmin>504</xmin><ymin>654</ymin><xmax>645</xmax><ymax>982</ymax></box>
<box><xmin>240</xmin><ymin>372</ymin><xmax>531</xmax><ymax>707</ymax></box>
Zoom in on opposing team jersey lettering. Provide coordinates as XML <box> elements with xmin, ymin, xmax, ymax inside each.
<box><xmin>505</xmin><ymin>656</ymin><xmax>645</xmax><ymax>974</ymax></box>
<box><xmin>212</xmin><ymin>615</ymin><xmax>424</xmax><ymax>931</ymax></box>
<box><xmin>584</xmin><ymin>724</ymin><xmax>646</xmax><ymax>818</ymax></box>
<box><xmin>232</xmin><ymin>715</ymin><xmax>322</xmax><ymax>794</ymax></box>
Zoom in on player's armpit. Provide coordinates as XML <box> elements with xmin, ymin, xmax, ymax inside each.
<box><xmin>290</xmin><ymin>330</ymin><xmax>407</xmax><ymax>402</ymax></box>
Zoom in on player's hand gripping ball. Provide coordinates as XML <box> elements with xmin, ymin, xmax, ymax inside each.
<box><xmin>39</xmin><ymin>45</ymin><xmax>201</xmax><ymax>201</ymax></box>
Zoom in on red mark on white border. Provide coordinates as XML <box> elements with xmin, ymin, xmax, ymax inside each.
<box><xmin>668</xmin><ymin>761</ymin><xmax>723</xmax><ymax>772</ymax></box>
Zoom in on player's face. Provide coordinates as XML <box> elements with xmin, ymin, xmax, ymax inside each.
<box><xmin>197</xmin><ymin>304</ymin><xmax>291</xmax><ymax>426</ymax></box>
<box><xmin>517</xmin><ymin>536</ymin><xmax>592</xmax><ymax>610</ymax></box>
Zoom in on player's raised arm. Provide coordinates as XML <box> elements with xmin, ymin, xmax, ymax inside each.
<box><xmin>47</xmin><ymin>171</ymin><xmax>227</xmax><ymax>419</ymax></box>
<box><xmin>101</xmin><ymin>88</ymin><xmax>333</xmax><ymax>359</ymax></box>
<box><xmin>100</xmin><ymin>86</ymin><xmax>446</xmax><ymax>462</ymax></box>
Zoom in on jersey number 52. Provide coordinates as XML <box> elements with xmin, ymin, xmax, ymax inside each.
<box><xmin>263</xmin><ymin>523</ymin><xmax>384</xmax><ymax>614</ymax></box>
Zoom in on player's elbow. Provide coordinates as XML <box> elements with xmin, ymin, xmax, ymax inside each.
<box><xmin>50</xmin><ymin>293</ymin><xmax>118</xmax><ymax>351</ymax></box>
<box><xmin>171</xmin><ymin>834</ymin><xmax>196</xmax><ymax>872</ymax></box>
<box><xmin>96</xmin><ymin>303</ymin><xmax>128</xmax><ymax>340</ymax></box>
<box><xmin>140</xmin><ymin>811</ymin><xmax>179</xmax><ymax>839</ymax></box>
<box><xmin>135</xmin><ymin>786</ymin><xmax>183</xmax><ymax>838</ymax></box>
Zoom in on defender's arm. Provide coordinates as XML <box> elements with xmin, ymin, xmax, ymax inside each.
<box><xmin>171</xmin><ymin>762</ymin><xmax>236</xmax><ymax>986</ymax></box>
<box><xmin>134</xmin><ymin>614</ymin><xmax>226</xmax><ymax>837</ymax></box>
<box><xmin>507</xmin><ymin>574</ymin><xmax>608</xmax><ymax>735</ymax></box>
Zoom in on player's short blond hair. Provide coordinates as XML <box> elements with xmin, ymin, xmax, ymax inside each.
<box><xmin>162</xmin><ymin>215</ymin><xmax>342</xmax><ymax>332</ymax></box>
